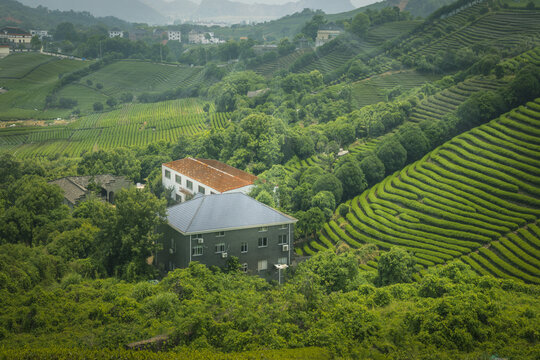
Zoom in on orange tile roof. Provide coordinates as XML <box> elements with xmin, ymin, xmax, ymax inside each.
<box><xmin>163</xmin><ymin>158</ymin><xmax>258</xmax><ymax>193</ymax></box>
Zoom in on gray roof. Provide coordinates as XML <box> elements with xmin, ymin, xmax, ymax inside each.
<box><xmin>49</xmin><ymin>175</ymin><xmax>130</xmax><ymax>205</ymax></box>
<box><xmin>167</xmin><ymin>193</ymin><xmax>296</xmax><ymax>235</ymax></box>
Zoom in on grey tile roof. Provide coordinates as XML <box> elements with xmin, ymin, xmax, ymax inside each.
<box><xmin>167</xmin><ymin>193</ymin><xmax>296</xmax><ymax>235</ymax></box>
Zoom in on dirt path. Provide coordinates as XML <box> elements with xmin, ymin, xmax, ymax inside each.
<box><xmin>0</xmin><ymin>118</ymin><xmax>72</xmax><ymax>128</ymax></box>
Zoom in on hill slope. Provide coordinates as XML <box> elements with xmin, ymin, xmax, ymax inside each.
<box><xmin>318</xmin><ymin>98</ymin><xmax>540</xmax><ymax>283</ymax></box>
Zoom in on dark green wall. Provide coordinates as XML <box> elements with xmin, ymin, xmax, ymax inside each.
<box><xmin>156</xmin><ymin>223</ymin><xmax>294</xmax><ymax>281</ymax></box>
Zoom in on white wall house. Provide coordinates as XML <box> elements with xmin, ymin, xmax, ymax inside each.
<box><xmin>109</xmin><ymin>30</ymin><xmax>124</xmax><ymax>38</ymax></box>
<box><xmin>30</xmin><ymin>30</ymin><xmax>50</xmax><ymax>39</ymax></box>
<box><xmin>162</xmin><ymin>158</ymin><xmax>257</xmax><ymax>203</ymax></box>
<box><xmin>167</xmin><ymin>31</ymin><xmax>181</xmax><ymax>42</ymax></box>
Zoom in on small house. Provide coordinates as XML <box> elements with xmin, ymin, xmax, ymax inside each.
<box><xmin>109</xmin><ymin>30</ymin><xmax>124</xmax><ymax>38</ymax></box>
<box><xmin>167</xmin><ymin>30</ymin><xmax>182</xmax><ymax>42</ymax></box>
<box><xmin>315</xmin><ymin>26</ymin><xmax>342</xmax><ymax>47</ymax></box>
<box><xmin>50</xmin><ymin>175</ymin><xmax>132</xmax><ymax>208</ymax></box>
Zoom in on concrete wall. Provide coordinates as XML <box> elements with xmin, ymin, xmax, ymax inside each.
<box><xmin>156</xmin><ymin>223</ymin><xmax>294</xmax><ymax>281</ymax></box>
<box><xmin>162</xmin><ymin>165</ymin><xmax>220</xmax><ymax>202</ymax></box>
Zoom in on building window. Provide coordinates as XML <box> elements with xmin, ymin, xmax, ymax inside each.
<box><xmin>215</xmin><ymin>243</ymin><xmax>225</xmax><ymax>253</ymax></box>
<box><xmin>186</xmin><ymin>180</ymin><xmax>193</xmax><ymax>190</ymax></box>
<box><xmin>278</xmin><ymin>257</ymin><xmax>287</xmax><ymax>265</ymax></box>
<box><xmin>258</xmin><ymin>237</ymin><xmax>268</xmax><ymax>248</ymax></box>
<box><xmin>258</xmin><ymin>259</ymin><xmax>268</xmax><ymax>271</ymax></box>
<box><xmin>192</xmin><ymin>245</ymin><xmax>203</xmax><ymax>256</ymax></box>
<box><xmin>165</xmin><ymin>169</ymin><xmax>171</xmax><ymax>179</ymax></box>
<box><xmin>211</xmin><ymin>192</ymin><xmax>216</xmax><ymax>195</ymax></box>
<box><xmin>278</xmin><ymin>234</ymin><xmax>287</xmax><ymax>245</ymax></box>
<box><xmin>216</xmin><ymin>231</ymin><xmax>225</xmax><ymax>237</ymax></box>
<box><xmin>175</xmin><ymin>174</ymin><xmax>181</xmax><ymax>184</ymax></box>
<box><xmin>198</xmin><ymin>185</ymin><xmax>205</xmax><ymax>194</ymax></box>
<box><xmin>175</xmin><ymin>193</ymin><xmax>182</xmax><ymax>202</ymax></box>
<box><xmin>241</xmin><ymin>242</ymin><xmax>248</xmax><ymax>253</ymax></box>
<box><xmin>259</xmin><ymin>226</ymin><xmax>268</xmax><ymax>232</ymax></box>
<box><xmin>190</xmin><ymin>234</ymin><xmax>203</xmax><ymax>241</ymax></box>
<box><xmin>280</xmin><ymin>224</ymin><xmax>288</xmax><ymax>230</ymax></box>
<box><xmin>242</xmin><ymin>263</ymin><xmax>248</xmax><ymax>273</ymax></box>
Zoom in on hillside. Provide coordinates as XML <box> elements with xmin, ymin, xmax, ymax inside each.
<box><xmin>315</xmin><ymin>98</ymin><xmax>540</xmax><ymax>283</ymax></box>
<box><xmin>0</xmin><ymin>0</ymin><xmax>129</xmax><ymax>29</ymax></box>
<box><xmin>17</xmin><ymin>0</ymin><xmax>166</xmax><ymax>24</ymax></box>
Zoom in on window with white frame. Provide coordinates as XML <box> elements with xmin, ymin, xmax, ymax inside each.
<box><xmin>192</xmin><ymin>245</ymin><xmax>203</xmax><ymax>256</ymax></box>
<box><xmin>216</xmin><ymin>231</ymin><xmax>225</xmax><ymax>237</ymax></box>
<box><xmin>165</xmin><ymin>169</ymin><xmax>171</xmax><ymax>179</ymax></box>
<box><xmin>190</xmin><ymin>234</ymin><xmax>203</xmax><ymax>241</ymax></box>
<box><xmin>258</xmin><ymin>237</ymin><xmax>268</xmax><ymax>247</ymax></box>
<box><xmin>278</xmin><ymin>257</ymin><xmax>287</xmax><ymax>265</ymax></box>
<box><xmin>215</xmin><ymin>243</ymin><xmax>225</xmax><ymax>253</ymax></box>
<box><xmin>242</xmin><ymin>263</ymin><xmax>248</xmax><ymax>273</ymax></box>
<box><xmin>186</xmin><ymin>180</ymin><xmax>193</xmax><ymax>190</ymax></box>
<box><xmin>258</xmin><ymin>259</ymin><xmax>268</xmax><ymax>271</ymax></box>
<box><xmin>278</xmin><ymin>234</ymin><xmax>287</xmax><ymax>245</ymax></box>
<box><xmin>175</xmin><ymin>174</ymin><xmax>181</xmax><ymax>184</ymax></box>
<box><xmin>198</xmin><ymin>185</ymin><xmax>205</xmax><ymax>194</ymax></box>
<box><xmin>259</xmin><ymin>226</ymin><xmax>268</xmax><ymax>232</ymax></box>
<box><xmin>241</xmin><ymin>242</ymin><xmax>248</xmax><ymax>253</ymax></box>
<box><xmin>280</xmin><ymin>224</ymin><xmax>288</xmax><ymax>230</ymax></box>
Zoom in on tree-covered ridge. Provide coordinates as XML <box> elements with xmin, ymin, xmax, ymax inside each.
<box><xmin>0</xmin><ymin>245</ymin><xmax>538</xmax><ymax>358</ymax></box>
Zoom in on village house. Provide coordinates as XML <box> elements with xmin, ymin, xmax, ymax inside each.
<box><xmin>108</xmin><ymin>30</ymin><xmax>124</xmax><ymax>38</ymax></box>
<box><xmin>30</xmin><ymin>30</ymin><xmax>50</xmax><ymax>40</ymax></box>
<box><xmin>162</xmin><ymin>157</ymin><xmax>258</xmax><ymax>202</ymax></box>
<box><xmin>167</xmin><ymin>30</ymin><xmax>182</xmax><ymax>42</ymax></box>
<box><xmin>0</xmin><ymin>27</ymin><xmax>32</xmax><ymax>47</ymax></box>
<box><xmin>315</xmin><ymin>26</ymin><xmax>342</xmax><ymax>47</ymax></box>
<box><xmin>156</xmin><ymin>192</ymin><xmax>296</xmax><ymax>281</ymax></box>
<box><xmin>50</xmin><ymin>175</ymin><xmax>132</xmax><ymax>208</ymax></box>
<box><xmin>188</xmin><ymin>30</ymin><xmax>224</xmax><ymax>44</ymax></box>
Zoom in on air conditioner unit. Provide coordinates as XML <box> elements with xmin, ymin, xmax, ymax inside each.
<box><xmin>197</xmin><ymin>238</ymin><xmax>204</xmax><ymax>244</ymax></box>
<box><xmin>221</xmin><ymin>252</ymin><xmax>228</xmax><ymax>258</ymax></box>
<box><xmin>169</xmin><ymin>248</ymin><xmax>175</xmax><ymax>254</ymax></box>
<box><xmin>282</xmin><ymin>244</ymin><xmax>289</xmax><ymax>252</ymax></box>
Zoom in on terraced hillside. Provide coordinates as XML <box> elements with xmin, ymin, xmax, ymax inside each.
<box><xmin>315</xmin><ymin>98</ymin><xmax>540</xmax><ymax>284</ymax></box>
<box><xmin>291</xmin><ymin>21</ymin><xmax>420</xmax><ymax>76</ymax></box>
<box><xmin>78</xmin><ymin>60</ymin><xmax>205</xmax><ymax>97</ymax></box>
<box><xmin>0</xmin><ymin>55</ymin><xmax>90</xmax><ymax>120</ymax></box>
<box><xmin>351</xmin><ymin>70</ymin><xmax>442</xmax><ymax>109</ymax></box>
<box><xmin>415</xmin><ymin>8</ymin><xmax>540</xmax><ymax>57</ymax></box>
<box><xmin>0</xmin><ymin>99</ymin><xmax>230</xmax><ymax>159</ymax></box>
<box><xmin>254</xmin><ymin>49</ymin><xmax>312</xmax><ymax>77</ymax></box>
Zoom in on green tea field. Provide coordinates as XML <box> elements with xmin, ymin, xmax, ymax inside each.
<box><xmin>0</xmin><ymin>98</ymin><xmax>230</xmax><ymax>159</ymax></box>
<box><xmin>314</xmin><ymin>98</ymin><xmax>540</xmax><ymax>284</ymax></box>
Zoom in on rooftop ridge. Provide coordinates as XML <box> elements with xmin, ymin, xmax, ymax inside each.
<box><xmin>190</xmin><ymin>157</ymin><xmax>250</xmax><ymax>186</ymax></box>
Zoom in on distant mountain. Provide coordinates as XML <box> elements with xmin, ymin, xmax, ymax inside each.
<box><xmin>168</xmin><ymin>0</ymin><xmax>354</xmax><ymax>22</ymax></box>
<box><xmin>17</xmin><ymin>0</ymin><xmax>167</xmax><ymax>24</ymax></box>
<box><xmin>0</xmin><ymin>0</ymin><xmax>129</xmax><ymax>30</ymax></box>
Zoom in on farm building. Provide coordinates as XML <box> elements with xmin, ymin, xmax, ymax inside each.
<box><xmin>30</xmin><ymin>30</ymin><xmax>50</xmax><ymax>40</ymax></box>
<box><xmin>315</xmin><ymin>26</ymin><xmax>342</xmax><ymax>47</ymax></box>
<box><xmin>156</xmin><ymin>192</ymin><xmax>296</xmax><ymax>281</ymax></box>
<box><xmin>0</xmin><ymin>27</ymin><xmax>32</xmax><ymax>46</ymax></box>
<box><xmin>50</xmin><ymin>175</ymin><xmax>132</xmax><ymax>208</ymax></box>
<box><xmin>162</xmin><ymin>157</ymin><xmax>258</xmax><ymax>202</ymax></box>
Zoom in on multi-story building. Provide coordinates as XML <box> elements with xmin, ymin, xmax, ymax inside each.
<box><xmin>108</xmin><ymin>30</ymin><xmax>124</xmax><ymax>38</ymax></box>
<box><xmin>0</xmin><ymin>27</ymin><xmax>32</xmax><ymax>46</ymax></box>
<box><xmin>167</xmin><ymin>30</ymin><xmax>181</xmax><ymax>42</ymax></box>
<box><xmin>156</xmin><ymin>192</ymin><xmax>296</xmax><ymax>281</ymax></box>
<box><xmin>162</xmin><ymin>158</ymin><xmax>257</xmax><ymax>203</ymax></box>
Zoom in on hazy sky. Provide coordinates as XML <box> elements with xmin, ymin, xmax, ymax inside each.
<box><xmin>184</xmin><ymin>0</ymin><xmax>380</xmax><ymax>6</ymax></box>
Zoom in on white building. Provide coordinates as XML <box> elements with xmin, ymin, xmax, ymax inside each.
<box><xmin>30</xmin><ymin>30</ymin><xmax>50</xmax><ymax>39</ymax></box>
<box><xmin>188</xmin><ymin>30</ymin><xmax>224</xmax><ymax>44</ymax></box>
<box><xmin>109</xmin><ymin>30</ymin><xmax>124</xmax><ymax>38</ymax></box>
<box><xmin>167</xmin><ymin>31</ymin><xmax>181</xmax><ymax>42</ymax></box>
<box><xmin>315</xmin><ymin>29</ymin><xmax>342</xmax><ymax>47</ymax></box>
<box><xmin>162</xmin><ymin>158</ymin><xmax>258</xmax><ymax>202</ymax></box>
